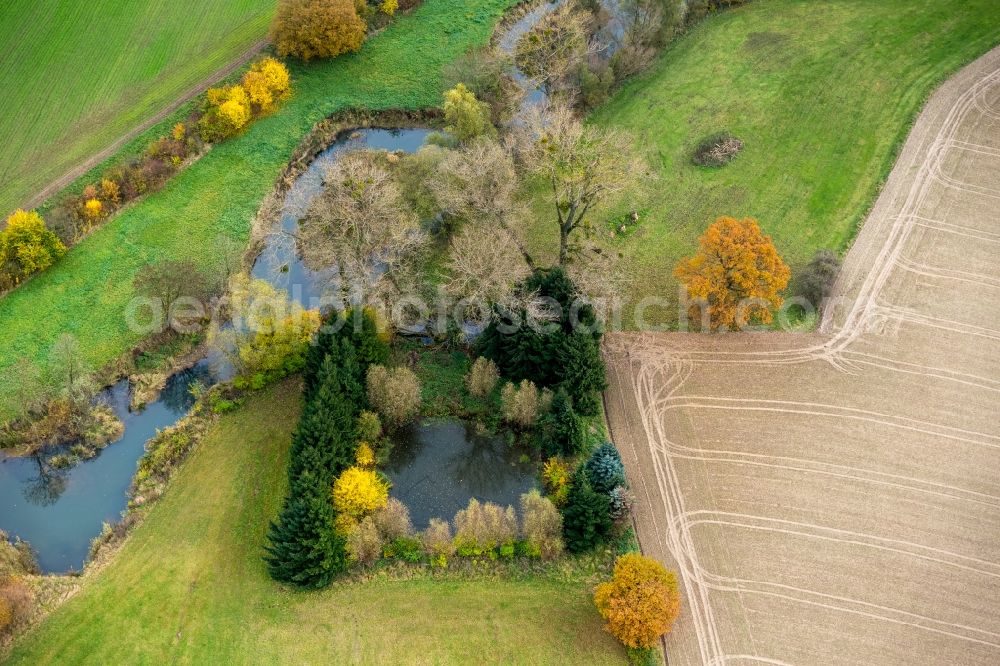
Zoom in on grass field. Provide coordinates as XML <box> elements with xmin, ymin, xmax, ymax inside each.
<box><xmin>4</xmin><ymin>380</ymin><xmax>624</xmax><ymax>664</ymax></box>
<box><xmin>0</xmin><ymin>0</ymin><xmax>517</xmax><ymax>420</ymax></box>
<box><xmin>522</xmin><ymin>0</ymin><xmax>1000</xmax><ymax>327</ymax></box>
<box><xmin>0</xmin><ymin>0</ymin><xmax>276</xmax><ymax>215</ymax></box>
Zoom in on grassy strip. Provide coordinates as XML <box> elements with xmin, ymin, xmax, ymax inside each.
<box><xmin>0</xmin><ymin>0</ymin><xmax>519</xmax><ymax>420</ymax></box>
<box><xmin>4</xmin><ymin>379</ymin><xmax>624</xmax><ymax>664</ymax></box>
<box><xmin>521</xmin><ymin>0</ymin><xmax>1000</xmax><ymax>327</ymax></box>
<box><xmin>0</xmin><ymin>0</ymin><xmax>276</xmax><ymax>214</ymax></box>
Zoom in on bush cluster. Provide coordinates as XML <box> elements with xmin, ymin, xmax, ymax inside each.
<box><xmin>264</xmin><ymin>307</ymin><xmax>389</xmax><ymax>588</ymax></box>
<box><xmin>200</xmin><ymin>57</ymin><xmax>291</xmax><ymax>142</ymax></box>
<box><xmin>2</xmin><ymin>58</ymin><xmax>292</xmax><ymax>291</ymax></box>
<box><xmin>560</xmin><ymin>443</ymin><xmax>632</xmax><ymax>553</ymax></box>
<box><xmin>478</xmin><ymin>268</ymin><xmax>607</xmax><ymax>417</ymax></box>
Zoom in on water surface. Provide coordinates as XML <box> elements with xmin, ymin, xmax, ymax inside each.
<box><xmin>385</xmin><ymin>420</ymin><xmax>537</xmax><ymax>529</ymax></box>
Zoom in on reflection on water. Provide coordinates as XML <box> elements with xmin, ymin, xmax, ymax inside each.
<box><xmin>0</xmin><ymin>3</ymin><xmax>568</xmax><ymax>573</ymax></box>
<box><xmin>0</xmin><ymin>361</ymin><xmax>217</xmax><ymax>573</ymax></box>
<box><xmin>385</xmin><ymin>420</ymin><xmax>537</xmax><ymax>529</ymax></box>
<box><xmin>251</xmin><ymin>128</ymin><xmax>433</xmax><ymax>309</ymax></box>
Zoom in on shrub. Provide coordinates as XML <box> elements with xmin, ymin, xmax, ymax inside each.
<box><xmin>366</xmin><ymin>365</ymin><xmax>421</xmax><ymax>429</ymax></box>
<box><xmin>355</xmin><ymin>442</ymin><xmax>376</xmax><ymax>467</ymax></box>
<box><xmin>585</xmin><ymin>443</ymin><xmax>627</xmax><ymax>496</ymax></box>
<box><xmin>372</xmin><ymin>497</ymin><xmax>413</xmax><ymax>542</ymax></box>
<box><xmin>578</xmin><ymin>59</ymin><xmax>614</xmax><ymax>110</ymax></box>
<box><xmin>796</xmin><ymin>249</ymin><xmax>841</xmax><ymax>309</ymax></box>
<box><xmin>500</xmin><ymin>380</ymin><xmax>541</xmax><ymax>429</ymax></box>
<box><xmin>466</xmin><ymin>356</ymin><xmax>499</xmax><ymax>398</ymax></box>
<box><xmin>242</xmin><ymin>57</ymin><xmax>292</xmax><ymax>114</ymax></box>
<box><xmin>453</xmin><ymin>498</ymin><xmax>517</xmax><ymax>556</ymax></box>
<box><xmin>542</xmin><ymin>457</ymin><xmax>571</xmax><ymax>506</ymax></box>
<box><xmin>332</xmin><ymin>466</ymin><xmax>390</xmax><ymax>521</ymax></box>
<box><xmin>443</xmin><ymin>83</ymin><xmax>496</xmax><ymax>143</ymax></box>
<box><xmin>692</xmin><ymin>131</ymin><xmax>743</xmax><ymax>167</ymax></box>
<box><xmin>0</xmin><ymin>577</ymin><xmax>33</xmax><ymax>635</ymax></box>
<box><xmin>100</xmin><ymin>178</ymin><xmax>121</xmax><ymax>206</ymax></box>
<box><xmin>356</xmin><ymin>410</ymin><xmax>383</xmax><ymax>441</ymax></box>
<box><xmin>383</xmin><ymin>536</ymin><xmax>422</xmax><ymax>563</ymax></box>
<box><xmin>380</xmin><ymin>0</ymin><xmax>398</xmax><ymax>15</ymax></box>
<box><xmin>421</xmin><ymin>518</ymin><xmax>455</xmax><ymax>566</ymax></box>
<box><xmin>0</xmin><ymin>531</ymin><xmax>38</xmax><ymax>578</ymax></box>
<box><xmin>0</xmin><ymin>209</ymin><xmax>66</xmax><ymax>285</ymax></box>
<box><xmin>594</xmin><ymin>553</ymin><xmax>682</xmax><ymax>649</ymax></box>
<box><xmin>271</xmin><ymin>0</ymin><xmax>366</xmax><ymax>61</ymax></box>
<box><xmin>345</xmin><ymin>516</ymin><xmax>383</xmax><ymax>565</ymax></box>
<box><xmin>443</xmin><ymin>48</ymin><xmax>522</xmax><ymax>125</ymax></box>
<box><xmin>608</xmin><ymin>486</ymin><xmax>635</xmax><ymax>522</ymax></box>
<box><xmin>199</xmin><ymin>85</ymin><xmax>252</xmax><ymax>142</ymax></box>
<box><xmin>520</xmin><ymin>490</ymin><xmax>564</xmax><ymax>560</ymax></box>
<box><xmin>561</xmin><ymin>471</ymin><xmax>612</xmax><ymax>553</ymax></box>
<box><xmin>215</xmin><ymin>276</ymin><xmax>322</xmax><ymax>386</ymax></box>
<box><xmin>540</xmin><ymin>387</ymin><xmax>583</xmax><ymax>456</ymax></box>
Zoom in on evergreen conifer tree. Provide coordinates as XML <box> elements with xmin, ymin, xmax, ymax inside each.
<box><xmin>264</xmin><ymin>469</ymin><xmax>348</xmax><ymax>588</ymax></box>
<box><xmin>561</xmin><ymin>470</ymin><xmax>612</xmax><ymax>553</ymax></box>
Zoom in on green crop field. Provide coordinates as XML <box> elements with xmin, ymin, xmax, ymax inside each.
<box><xmin>521</xmin><ymin>0</ymin><xmax>1000</xmax><ymax>327</ymax></box>
<box><xmin>0</xmin><ymin>0</ymin><xmax>517</xmax><ymax>420</ymax></box>
<box><xmin>3</xmin><ymin>381</ymin><xmax>624</xmax><ymax>664</ymax></box>
<box><xmin>0</xmin><ymin>0</ymin><xmax>276</xmax><ymax>215</ymax></box>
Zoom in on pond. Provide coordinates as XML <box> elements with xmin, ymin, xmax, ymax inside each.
<box><xmin>0</xmin><ymin>1</ymin><xmax>569</xmax><ymax>574</ymax></box>
<box><xmin>384</xmin><ymin>420</ymin><xmax>538</xmax><ymax>529</ymax></box>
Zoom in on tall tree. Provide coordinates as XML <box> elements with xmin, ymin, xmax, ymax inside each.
<box><xmin>264</xmin><ymin>470</ymin><xmax>348</xmax><ymax>588</ymax></box>
<box><xmin>520</xmin><ymin>103</ymin><xmax>634</xmax><ymax>266</ymax></box>
<box><xmin>270</xmin><ymin>0</ymin><xmax>366</xmax><ymax>61</ymax></box>
<box><xmin>674</xmin><ymin>216</ymin><xmax>791</xmax><ymax>330</ymax></box>
<box><xmin>300</xmin><ymin>152</ymin><xmax>424</xmax><ymax>303</ymax></box>
<box><xmin>561</xmin><ymin>470</ymin><xmax>612</xmax><ymax>553</ymax></box>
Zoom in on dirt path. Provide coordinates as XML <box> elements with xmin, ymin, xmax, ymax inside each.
<box><xmin>23</xmin><ymin>38</ymin><xmax>268</xmax><ymax>211</ymax></box>
<box><xmin>605</xmin><ymin>45</ymin><xmax>1000</xmax><ymax>665</ymax></box>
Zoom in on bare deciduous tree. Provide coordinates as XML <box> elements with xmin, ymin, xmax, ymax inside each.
<box><xmin>519</xmin><ymin>102</ymin><xmax>636</xmax><ymax>266</ymax></box>
<box><xmin>430</xmin><ymin>139</ymin><xmax>520</xmax><ymax>224</ymax></box>
<box><xmin>445</xmin><ymin>224</ymin><xmax>531</xmax><ymax>310</ymax></box>
<box><xmin>514</xmin><ymin>2</ymin><xmax>595</xmax><ymax>99</ymax></box>
<box><xmin>300</xmin><ymin>151</ymin><xmax>425</xmax><ymax>303</ymax></box>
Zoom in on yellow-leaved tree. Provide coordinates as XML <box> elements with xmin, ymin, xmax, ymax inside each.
<box><xmin>0</xmin><ymin>209</ymin><xmax>66</xmax><ymax>286</ymax></box>
<box><xmin>242</xmin><ymin>57</ymin><xmax>291</xmax><ymax>114</ymax></box>
<box><xmin>270</xmin><ymin>0</ymin><xmax>366</xmax><ymax>61</ymax></box>
<box><xmin>199</xmin><ymin>85</ymin><xmax>252</xmax><ymax>142</ymax></box>
<box><xmin>443</xmin><ymin>83</ymin><xmax>496</xmax><ymax>143</ymax></box>
<box><xmin>594</xmin><ymin>553</ymin><xmax>682</xmax><ymax>649</ymax></box>
<box><xmin>333</xmin><ymin>466</ymin><xmax>390</xmax><ymax>523</ymax></box>
<box><xmin>208</xmin><ymin>275</ymin><xmax>321</xmax><ymax>387</ymax></box>
<box><xmin>674</xmin><ymin>216</ymin><xmax>790</xmax><ymax>330</ymax></box>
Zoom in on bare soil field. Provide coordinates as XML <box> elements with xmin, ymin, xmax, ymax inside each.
<box><xmin>604</xmin><ymin>46</ymin><xmax>1000</xmax><ymax>665</ymax></box>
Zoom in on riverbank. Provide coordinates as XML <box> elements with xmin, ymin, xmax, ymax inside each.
<box><xmin>0</xmin><ymin>0</ymin><xmax>521</xmax><ymax>421</ymax></box>
<box><xmin>2</xmin><ymin>380</ymin><xmax>625</xmax><ymax>663</ymax></box>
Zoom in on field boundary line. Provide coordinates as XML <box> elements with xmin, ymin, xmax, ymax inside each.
<box><xmin>22</xmin><ymin>38</ymin><xmax>269</xmax><ymax>211</ymax></box>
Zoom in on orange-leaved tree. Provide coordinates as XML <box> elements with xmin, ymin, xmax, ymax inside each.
<box><xmin>270</xmin><ymin>0</ymin><xmax>366</xmax><ymax>61</ymax></box>
<box><xmin>594</xmin><ymin>553</ymin><xmax>681</xmax><ymax>649</ymax></box>
<box><xmin>674</xmin><ymin>216</ymin><xmax>790</xmax><ymax>330</ymax></box>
